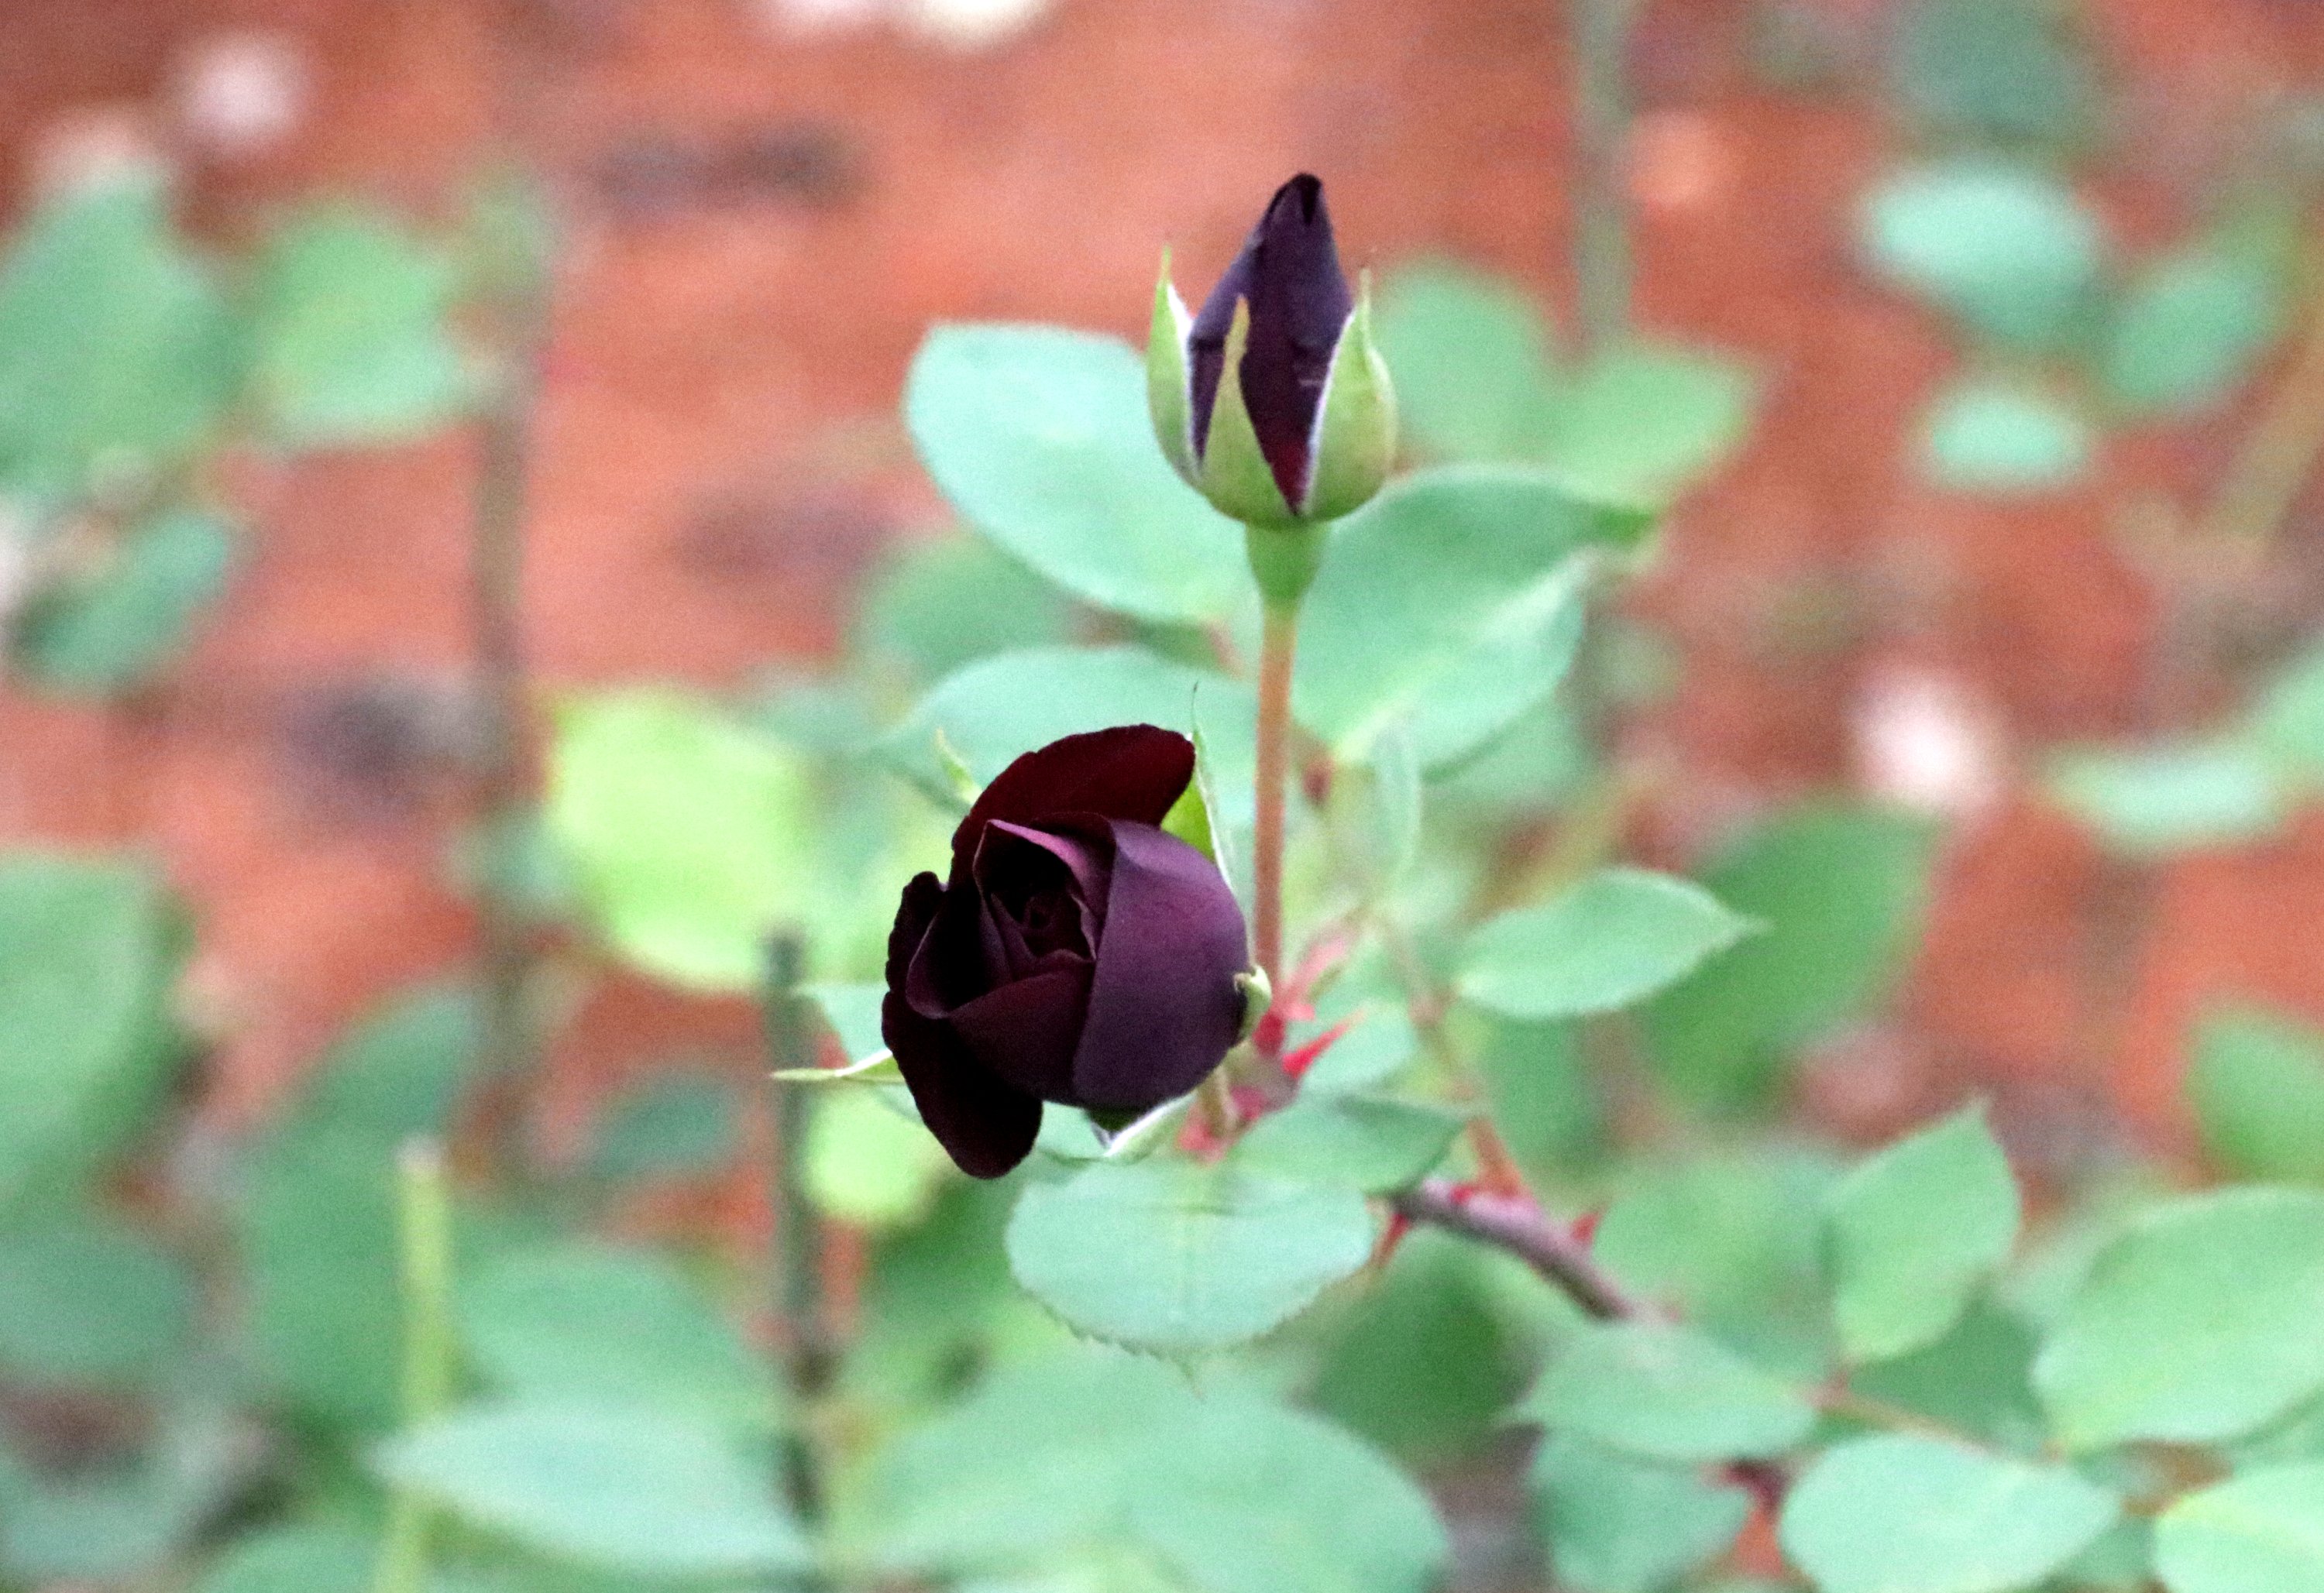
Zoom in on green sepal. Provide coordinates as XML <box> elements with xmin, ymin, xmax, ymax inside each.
<box><xmin>1146</xmin><ymin>249</ymin><xmax>1198</xmax><ymax>485</ymax></box>
<box><xmin>1301</xmin><ymin>270</ymin><xmax>1397</xmax><ymax>522</ymax></box>
<box><xmin>1198</xmin><ymin>298</ymin><xmax>1301</xmax><ymax>527</ymax></box>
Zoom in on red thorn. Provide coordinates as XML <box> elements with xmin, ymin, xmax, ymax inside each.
<box><xmin>1373</xmin><ymin>1209</ymin><xmax>1414</xmax><ymax>1268</ymax></box>
<box><xmin>1281</xmin><ymin>1016</ymin><xmax>1355</xmax><ymax>1082</ymax></box>
<box><xmin>1571</xmin><ymin>1207</ymin><xmax>1605</xmax><ymax>1246</ymax></box>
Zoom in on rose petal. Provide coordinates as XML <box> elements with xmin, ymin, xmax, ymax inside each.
<box><xmin>904</xmin><ymin>876</ymin><xmax>990</xmax><ymax>1019</ymax></box>
<box><xmin>1188</xmin><ymin>174</ymin><xmax>1352</xmax><ymax>506</ymax></box>
<box><xmin>947</xmin><ymin>963</ymin><xmax>1092</xmax><ymax>1100</ymax></box>
<box><xmin>882</xmin><ymin>872</ymin><xmax>1041</xmax><ymax>1178</ymax></box>
<box><xmin>952</xmin><ymin>726</ymin><xmax>1193</xmax><ymax>870</ymax></box>
<box><xmin>1069</xmin><ymin>821</ymin><xmax>1251</xmax><ymax>1112</ymax></box>
<box><xmin>978</xmin><ymin>818</ymin><xmax>1110</xmax><ymax>909</ymax></box>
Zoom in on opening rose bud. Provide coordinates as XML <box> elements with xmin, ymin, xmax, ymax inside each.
<box><xmin>1148</xmin><ymin>173</ymin><xmax>1397</xmax><ymax>527</ymax></box>
<box><xmin>880</xmin><ymin>725</ymin><xmax>1255</xmax><ymax>1178</ymax></box>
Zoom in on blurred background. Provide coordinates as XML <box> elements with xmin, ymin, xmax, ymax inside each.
<box><xmin>5</xmin><ymin>0</ymin><xmax>2324</xmax><ymax>1586</ymax></box>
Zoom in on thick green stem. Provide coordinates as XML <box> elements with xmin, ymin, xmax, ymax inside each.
<box><xmin>374</xmin><ymin>1141</ymin><xmax>456</xmax><ymax>1593</ymax></box>
<box><xmin>762</xmin><ymin>935</ymin><xmax>830</xmax><ymax>1530</ymax></box>
<box><xmin>1245</xmin><ymin>524</ymin><xmax>1323</xmax><ymax>1050</ymax></box>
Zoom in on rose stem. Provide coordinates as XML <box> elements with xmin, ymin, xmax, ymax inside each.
<box><xmin>762</xmin><ymin>935</ymin><xmax>832</xmax><ymax>1529</ymax></box>
<box><xmin>1244</xmin><ymin>520</ymin><xmax>1325</xmax><ymax>1073</ymax></box>
<box><xmin>373</xmin><ymin>1140</ymin><xmax>455</xmax><ymax>1593</ymax></box>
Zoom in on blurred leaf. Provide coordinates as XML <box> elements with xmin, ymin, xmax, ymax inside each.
<box><xmin>249</xmin><ymin>204</ymin><xmax>472</xmax><ymax>447</ymax></box>
<box><xmin>1540</xmin><ymin>342</ymin><xmax>1757</xmax><ymax>507</ymax></box>
<box><xmin>1297</xmin><ymin>1004</ymin><xmax>1422</xmax><ymax>1097</ymax></box>
<box><xmin>12</xmin><ymin>507</ymin><xmax>236</xmax><ymax>695</ymax></box>
<box><xmin>1296</xmin><ymin>467</ymin><xmax>1629</xmax><ymax>770</ymax></box>
<box><xmin>1006</xmin><ymin>1161</ymin><xmax>1375</xmax><ymax>1354</ymax></box>
<box><xmin>373</xmin><ymin>1400</ymin><xmax>811</xmax><ymax>1578</ymax></box>
<box><xmin>1459</xmin><ymin>867</ymin><xmax>1756</xmax><ymax>1021</ymax></box>
<box><xmin>1848</xmin><ymin>1301</ymin><xmax>2046</xmax><ymax>1450</ymax></box>
<box><xmin>886</xmin><ymin>645</ymin><xmax>1256</xmax><ymax>827</ymax></box>
<box><xmin>1890</xmin><ymin>0</ymin><xmax>2101</xmax><ymax>149</ymax></box>
<box><xmin>1312</xmin><ymin>1228</ymin><xmax>1528</xmax><ymax>1463</ymax></box>
<box><xmin>1643</xmin><ymin>803</ymin><xmax>1937</xmax><ymax>1114</ymax></box>
<box><xmin>1825</xmin><ymin>1104</ymin><xmax>2020</xmax><ymax>1364</ymax></box>
<box><xmin>1470</xmin><ymin>1013</ymin><xmax>1608</xmax><ymax>1183</ymax></box>
<box><xmin>1861</xmin><ymin>162</ymin><xmax>2103</xmax><ymax>348</ymax></box>
<box><xmin>1531</xmin><ymin>1434</ymin><xmax>1751</xmax><ymax>1593</ymax></box>
<box><xmin>2154</xmin><ymin>1463</ymin><xmax>2324</xmax><ymax>1593</ymax></box>
<box><xmin>0</xmin><ymin>1402</ymin><xmax>247</xmax><ymax>1582</ymax></box>
<box><xmin>854</xmin><ymin>532</ymin><xmax>1075</xmax><ymax>684</ymax></box>
<box><xmin>1778</xmin><ymin>1434</ymin><xmax>2119</xmax><ymax>1593</ymax></box>
<box><xmin>458</xmin><ymin>1242</ymin><xmax>778</xmax><ymax>1427</ymax></box>
<box><xmin>0</xmin><ymin>852</ymin><xmax>180</xmax><ymax>1213</ymax></box>
<box><xmin>2047</xmin><ymin>741</ymin><xmax>2286</xmax><ymax>855</ymax></box>
<box><xmin>547</xmin><ymin>688</ymin><xmax>815</xmax><ymax>991</ymax></box>
<box><xmin>1919</xmin><ymin>376</ymin><xmax>2093</xmax><ymax>493</ymax></box>
<box><xmin>2243</xmin><ymin>638</ymin><xmax>2324</xmax><ymax>784</ymax></box>
<box><xmin>0</xmin><ymin>170</ymin><xmax>233</xmax><ymax>500</ymax></box>
<box><xmin>0</xmin><ymin>1214</ymin><xmax>191</xmax><ymax>1390</ymax></box>
<box><xmin>2189</xmin><ymin>1008</ymin><xmax>2324</xmax><ymax>1183</ymax></box>
<box><xmin>806</xmin><ymin>1086</ymin><xmax>951</xmax><ymax>1226</ymax></box>
<box><xmin>192</xmin><ymin>1525</ymin><xmax>377</xmax><ymax>1593</ymax></box>
<box><xmin>586</xmin><ymin>1073</ymin><xmax>741</xmax><ymax>1183</ymax></box>
<box><xmin>2103</xmin><ymin>235</ymin><xmax>2290</xmax><ymax>420</ymax></box>
<box><xmin>807</xmin><ymin>980</ymin><xmax>889</xmax><ymax>1064</ymax></box>
<box><xmin>1374</xmin><ymin>259</ymin><xmax>1561</xmax><ymax>462</ymax></box>
<box><xmin>1593</xmin><ymin>1146</ymin><xmax>1841</xmax><ymax>1380</ymax></box>
<box><xmin>241</xmin><ymin>986</ymin><xmax>483</xmax><ymax>1430</ymax></box>
<box><xmin>2034</xmin><ymin>1188</ymin><xmax>2324</xmax><ymax>1451</ymax></box>
<box><xmin>1233</xmin><ymin>1093</ymin><xmax>1466</xmax><ymax>1193</ymax></box>
<box><xmin>1521</xmin><ymin>1319</ymin><xmax>1816</xmax><ymax>1461</ymax></box>
<box><xmin>858</xmin><ymin>1346</ymin><xmax>1446</xmax><ymax>1593</ymax></box>
<box><xmin>905</xmin><ymin>324</ymin><xmax>1246</xmax><ymax>624</ymax></box>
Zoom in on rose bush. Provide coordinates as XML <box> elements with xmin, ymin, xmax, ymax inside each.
<box><xmin>879</xmin><ymin>724</ymin><xmax>1252</xmax><ymax>1176</ymax></box>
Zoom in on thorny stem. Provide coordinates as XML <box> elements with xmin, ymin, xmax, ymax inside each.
<box><xmin>1378</xmin><ymin>915</ymin><xmax>1529</xmax><ymax>1196</ymax></box>
<box><xmin>374</xmin><ymin>1142</ymin><xmax>456</xmax><ymax>1593</ymax></box>
<box><xmin>763</xmin><ymin>935</ymin><xmax>833</xmax><ymax>1529</ymax></box>
<box><xmin>1569</xmin><ymin>0</ymin><xmax>1636</xmax><ymax>356</ymax></box>
<box><xmin>2202</xmin><ymin>277</ymin><xmax>2324</xmax><ymax>551</ymax></box>
<box><xmin>1253</xmin><ymin>598</ymin><xmax>1299</xmax><ymax>1045</ymax></box>
<box><xmin>1393</xmin><ymin>1179</ymin><xmax>1632</xmax><ymax>1320</ymax></box>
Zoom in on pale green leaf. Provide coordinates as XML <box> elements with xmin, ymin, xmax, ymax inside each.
<box><xmin>1531</xmin><ymin>1434</ymin><xmax>1751</xmax><ymax>1593</ymax></box>
<box><xmin>2188</xmin><ymin>1008</ymin><xmax>2324</xmax><ymax>1184</ymax></box>
<box><xmin>1861</xmin><ymin>161</ymin><xmax>2103</xmax><ymax>347</ymax></box>
<box><xmin>2047</xmin><ymin>741</ymin><xmax>2286</xmax><ymax>856</ymax></box>
<box><xmin>2154</xmin><ymin>1462</ymin><xmax>2324</xmax><ymax>1593</ymax></box>
<box><xmin>1519</xmin><ymin>1320</ymin><xmax>1816</xmax><ymax>1462</ymax></box>
<box><xmin>1920</xmin><ymin>376</ymin><xmax>2093</xmax><ymax>493</ymax></box>
<box><xmin>1233</xmin><ymin>1093</ymin><xmax>1466</xmax><ymax>1193</ymax></box>
<box><xmin>1459</xmin><ymin>867</ymin><xmax>1755</xmax><ymax>1021</ymax></box>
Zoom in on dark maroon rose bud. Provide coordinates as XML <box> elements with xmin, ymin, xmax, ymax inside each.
<box><xmin>1148</xmin><ymin>174</ymin><xmax>1395</xmax><ymax>527</ymax></box>
<box><xmin>880</xmin><ymin>725</ymin><xmax>1254</xmax><ymax>1178</ymax></box>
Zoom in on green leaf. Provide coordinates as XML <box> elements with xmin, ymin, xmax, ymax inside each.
<box><xmin>1005</xmin><ymin>1161</ymin><xmax>1376</xmax><ymax>1354</ymax></box>
<box><xmin>249</xmin><ymin>203</ymin><xmax>473</xmax><ymax>447</ymax></box>
<box><xmin>1519</xmin><ymin>1320</ymin><xmax>1817</xmax><ymax>1461</ymax></box>
<box><xmin>285</xmin><ymin>984</ymin><xmax>481</xmax><ymax>1145</ymax></box>
<box><xmin>889</xmin><ymin>644</ymin><xmax>1256</xmax><ymax>821</ymax></box>
<box><xmin>1848</xmin><ymin>1301</ymin><xmax>2047</xmax><ymax>1449</ymax></box>
<box><xmin>2036</xmin><ymin>1188</ymin><xmax>2324</xmax><ymax>1451</ymax></box>
<box><xmin>807</xmin><ymin>980</ymin><xmax>889</xmax><ymax>1064</ymax></box>
<box><xmin>0</xmin><ymin>1401</ymin><xmax>246</xmax><ymax>1581</ymax></box>
<box><xmin>458</xmin><ymin>1243</ymin><xmax>778</xmax><ymax>1426</ymax></box>
<box><xmin>854</xmin><ymin>532</ymin><xmax>1074</xmax><ymax>684</ymax></box>
<box><xmin>1531</xmin><ymin>1434</ymin><xmax>1751</xmax><ymax>1593</ymax></box>
<box><xmin>1919</xmin><ymin>376</ymin><xmax>2093</xmax><ymax>493</ymax></box>
<box><xmin>1643</xmin><ymin>803</ymin><xmax>1937</xmax><ymax>1113</ymax></box>
<box><xmin>806</xmin><ymin>1086</ymin><xmax>951</xmax><ymax>1225</ymax></box>
<box><xmin>1779</xmin><ymin>1434</ymin><xmax>2119</xmax><ymax>1593</ymax></box>
<box><xmin>1593</xmin><ymin>1147</ymin><xmax>1842</xmax><ymax>1381</ymax></box>
<box><xmin>0</xmin><ymin>170</ymin><xmax>233</xmax><ymax>500</ymax></box>
<box><xmin>12</xmin><ymin>507</ymin><xmax>236</xmax><ymax>695</ymax></box>
<box><xmin>1826</xmin><ymin>1104</ymin><xmax>2020</xmax><ymax>1364</ymax></box>
<box><xmin>859</xmin><ymin>1347</ymin><xmax>1446</xmax><ymax>1592</ymax></box>
<box><xmin>2154</xmin><ymin>1462</ymin><xmax>2324</xmax><ymax>1593</ymax></box>
<box><xmin>1295</xmin><ymin>466</ymin><xmax>1625</xmax><ymax>769</ymax></box>
<box><xmin>546</xmin><ymin>688</ymin><xmax>815</xmax><ymax>990</ymax></box>
<box><xmin>2047</xmin><ymin>740</ymin><xmax>2286</xmax><ymax>855</ymax></box>
<box><xmin>192</xmin><ymin>1525</ymin><xmax>378</xmax><ymax>1593</ymax></box>
<box><xmin>1539</xmin><ymin>342</ymin><xmax>1757</xmax><ymax>507</ymax></box>
<box><xmin>585</xmin><ymin>1073</ymin><xmax>741</xmax><ymax>1182</ymax></box>
<box><xmin>1373</xmin><ymin>260</ymin><xmax>1561</xmax><ymax>462</ymax></box>
<box><xmin>1458</xmin><ymin>867</ymin><xmax>1756</xmax><ymax>1021</ymax></box>
<box><xmin>1233</xmin><ymin>1093</ymin><xmax>1466</xmax><ymax>1194</ymax></box>
<box><xmin>374</xmin><ymin>1401</ymin><xmax>811</xmax><ymax>1577</ymax></box>
<box><xmin>905</xmin><ymin>324</ymin><xmax>1246</xmax><ymax>623</ymax></box>
<box><xmin>0</xmin><ymin>1215</ymin><xmax>191</xmax><ymax>1390</ymax></box>
<box><xmin>2189</xmin><ymin>1008</ymin><xmax>2324</xmax><ymax>1183</ymax></box>
<box><xmin>2244</xmin><ymin>637</ymin><xmax>2324</xmax><ymax>783</ymax></box>
<box><xmin>1861</xmin><ymin>161</ymin><xmax>2103</xmax><ymax>348</ymax></box>
<box><xmin>2103</xmin><ymin>235</ymin><xmax>2289</xmax><ymax>420</ymax></box>
<box><xmin>0</xmin><ymin>853</ymin><xmax>180</xmax><ymax>1212</ymax></box>
<box><xmin>1890</xmin><ymin>0</ymin><xmax>2101</xmax><ymax>149</ymax></box>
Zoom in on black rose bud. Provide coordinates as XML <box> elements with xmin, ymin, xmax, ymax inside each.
<box><xmin>880</xmin><ymin>726</ymin><xmax>1253</xmax><ymax>1178</ymax></box>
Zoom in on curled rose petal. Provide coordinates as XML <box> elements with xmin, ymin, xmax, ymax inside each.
<box><xmin>881</xmin><ymin>873</ymin><xmax>1042</xmax><ymax>1176</ymax></box>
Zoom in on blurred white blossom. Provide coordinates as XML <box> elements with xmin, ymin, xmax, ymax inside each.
<box><xmin>1852</xmin><ymin>664</ymin><xmax>2005</xmax><ymax>819</ymax></box>
<box><xmin>174</xmin><ymin>30</ymin><xmax>313</xmax><ymax>158</ymax></box>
